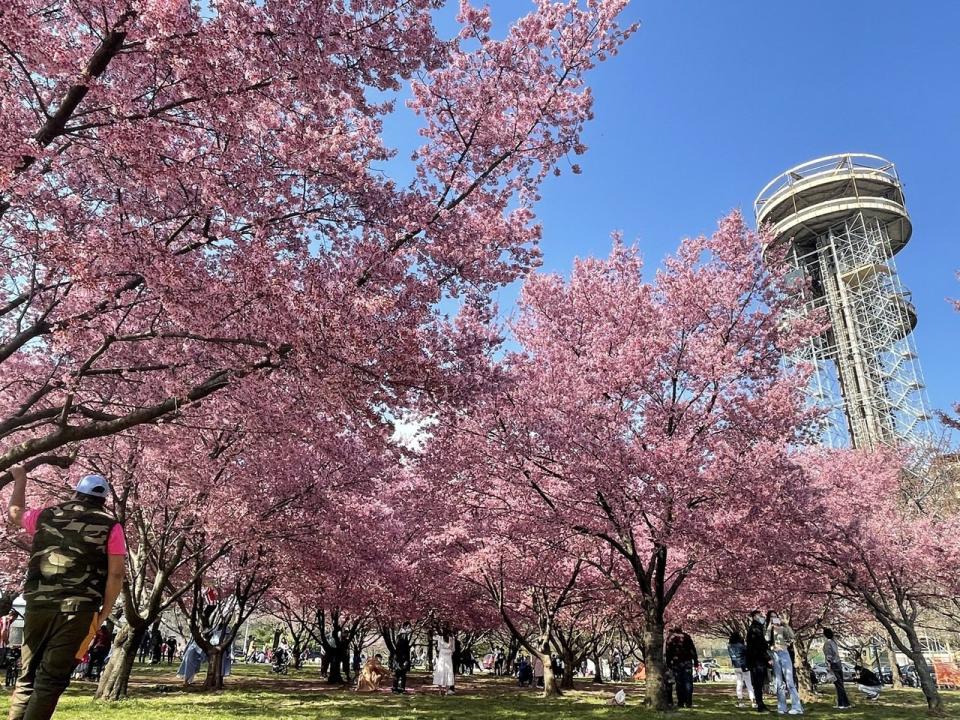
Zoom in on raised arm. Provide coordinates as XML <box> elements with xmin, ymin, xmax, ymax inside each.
<box><xmin>7</xmin><ymin>465</ymin><xmax>27</xmax><ymax>528</ymax></box>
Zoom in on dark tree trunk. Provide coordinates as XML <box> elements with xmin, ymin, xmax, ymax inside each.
<box><xmin>341</xmin><ymin>653</ymin><xmax>351</xmax><ymax>683</ymax></box>
<box><xmin>95</xmin><ymin>624</ymin><xmax>145</xmax><ymax>701</ymax></box>
<box><xmin>592</xmin><ymin>652</ymin><xmax>604</xmax><ymax>683</ymax></box>
<box><xmin>204</xmin><ymin>648</ymin><xmax>225</xmax><ymax>691</ymax></box>
<box><xmin>327</xmin><ymin>648</ymin><xmax>345</xmax><ymax>684</ymax></box>
<box><xmin>506</xmin><ymin>636</ymin><xmax>519</xmax><ymax>675</ymax></box>
<box><xmin>642</xmin><ymin>621</ymin><xmax>669</xmax><ymax>711</ymax></box>
<box><xmin>902</xmin><ymin>627</ymin><xmax>942</xmax><ymax>714</ymax></box>
<box><xmin>561</xmin><ymin>649</ymin><xmax>576</xmax><ymax>689</ymax></box>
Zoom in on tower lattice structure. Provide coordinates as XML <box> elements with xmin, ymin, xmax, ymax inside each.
<box><xmin>755</xmin><ymin>153</ymin><xmax>931</xmax><ymax>449</ymax></box>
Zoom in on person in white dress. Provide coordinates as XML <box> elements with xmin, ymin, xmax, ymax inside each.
<box><xmin>433</xmin><ymin>631</ymin><xmax>456</xmax><ymax>695</ymax></box>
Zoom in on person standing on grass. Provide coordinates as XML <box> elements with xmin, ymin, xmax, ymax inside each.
<box><xmin>765</xmin><ymin>611</ymin><xmax>803</xmax><ymax>715</ymax></box>
<box><xmin>149</xmin><ymin>622</ymin><xmax>162</xmax><ymax>664</ymax></box>
<box><xmin>433</xmin><ymin>629</ymin><xmax>455</xmax><ymax>695</ymax></box>
<box><xmin>392</xmin><ymin>622</ymin><xmax>412</xmax><ymax>694</ymax></box>
<box><xmin>746</xmin><ymin>610</ymin><xmax>771</xmax><ymax>713</ymax></box>
<box><xmin>6</xmin><ymin>465</ymin><xmax>125</xmax><ymax>720</ymax></box>
<box><xmin>728</xmin><ymin>631</ymin><xmax>755</xmax><ymax>708</ymax></box>
<box><xmin>138</xmin><ymin>632</ymin><xmax>151</xmax><ymax>664</ymax></box>
<box><xmin>823</xmin><ymin>628</ymin><xmax>851</xmax><ymax>709</ymax></box>
<box><xmin>532</xmin><ymin>654</ymin><xmax>544</xmax><ymax>688</ymax></box>
<box><xmin>166</xmin><ymin>637</ymin><xmax>178</xmax><ymax>665</ymax></box>
<box><xmin>665</xmin><ymin>626</ymin><xmax>698</xmax><ymax>709</ymax></box>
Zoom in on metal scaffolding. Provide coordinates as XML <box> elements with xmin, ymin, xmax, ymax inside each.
<box><xmin>755</xmin><ymin>154</ymin><xmax>932</xmax><ymax>449</ymax></box>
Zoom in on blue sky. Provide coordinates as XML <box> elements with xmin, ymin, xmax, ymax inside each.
<box><xmin>386</xmin><ymin>1</ymin><xmax>960</xmax><ymax>419</ymax></box>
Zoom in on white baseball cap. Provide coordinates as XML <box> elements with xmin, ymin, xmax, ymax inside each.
<box><xmin>75</xmin><ymin>474</ymin><xmax>110</xmax><ymax>499</ymax></box>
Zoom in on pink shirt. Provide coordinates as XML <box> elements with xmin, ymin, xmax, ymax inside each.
<box><xmin>22</xmin><ymin>507</ymin><xmax>127</xmax><ymax>556</ymax></box>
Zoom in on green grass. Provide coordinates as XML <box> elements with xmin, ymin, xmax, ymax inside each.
<box><xmin>1</xmin><ymin>664</ymin><xmax>955</xmax><ymax>719</ymax></box>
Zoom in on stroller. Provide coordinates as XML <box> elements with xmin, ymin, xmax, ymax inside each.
<box><xmin>272</xmin><ymin>647</ymin><xmax>289</xmax><ymax>675</ymax></box>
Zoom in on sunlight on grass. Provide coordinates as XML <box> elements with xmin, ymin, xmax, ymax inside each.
<box><xmin>0</xmin><ymin>666</ymin><xmax>952</xmax><ymax>719</ymax></box>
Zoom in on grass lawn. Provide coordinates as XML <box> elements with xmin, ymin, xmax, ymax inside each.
<box><xmin>0</xmin><ymin>664</ymin><xmax>954</xmax><ymax>719</ymax></box>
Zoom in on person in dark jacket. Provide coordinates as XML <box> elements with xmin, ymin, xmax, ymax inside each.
<box><xmin>150</xmin><ymin>622</ymin><xmax>163</xmax><ymax>664</ymax></box>
<box><xmin>745</xmin><ymin>610</ymin><xmax>771</xmax><ymax>712</ymax></box>
<box><xmin>854</xmin><ymin>663</ymin><xmax>882</xmax><ymax>701</ymax></box>
<box><xmin>392</xmin><ymin>622</ymin><xmax>412</xmax><ymax>694</ymax></box>
<box><xmin>665</xmin><ymin>626</ymin><xmax>698</xmax><ymax>708</ymax></box>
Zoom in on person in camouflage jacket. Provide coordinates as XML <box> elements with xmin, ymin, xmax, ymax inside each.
<box><xmin>6</xmin><ymin>465</ymin><xmax>126</xmax><ymax>720</ymax></box>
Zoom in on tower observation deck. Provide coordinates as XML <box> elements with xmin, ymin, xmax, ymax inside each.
<box><xmin>755</xmin><ymin>153</ymin><xmax>931</xmax><ymax>449</ymax></box>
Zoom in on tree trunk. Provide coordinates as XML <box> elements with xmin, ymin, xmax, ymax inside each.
<box><xmin>794</xmin><ymin>641</ymin><xmax>817</xmax><ymax>702</ymax></box>
<box><xmin>506</xmin><ymin>636</ymin><xmax>519</xmax><ymax>675</ymax></box>
<box><xmin>341</xmin><ymin>651</ymin><xmax>351</xmax><ymax>684</ymax></box>
<box><xmin>560</xmin><ymin>649</ymin><xmax>576</xmax><ymax>689</ymax></box>
<box><xmin>642</xmin><ymin>623</ymin><xmax>669</xmax><ymax>711</ymax></box>
<box><xmin>326</xmin><ymin>647</ymin><xmax>345</xmax><ymax>684</ymax></box>
<box><xmin>95</xmin><ymin>624</ymin><xmax>144</xmax><ymax>701</ymax></box>
<box><xmin>541</xmin><ymin>653</ymin><xmax>561</xmax><ymax>697</ymax></box>
<box><xmin>887</xmin><ymin>639</ymin><xmax>903</xmax><ymax>689</ymax></box>
<box><xmin>204</xmin><ymin>648</ymin><xmax>225</xmax><ymax>691</ymax></box>
<box><xmin>426</xmin><ymin>629</ymin><xmax>434</xmax><ymax>672</ymax></box>
<box><xmin>902</xmin><ymin>627</ymin><xmax>943</xmax><ymax>714</ymax></box>
<box><xmin>592</xmin><ymin>652</ymin><xmax>604</xmax><ymax>683</ymax></box>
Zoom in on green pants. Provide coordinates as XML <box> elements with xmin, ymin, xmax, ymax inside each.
<box><xmin>8</xmin><ymin>609</ymin><xmax>95</xmax><ymax>720</ymax></box>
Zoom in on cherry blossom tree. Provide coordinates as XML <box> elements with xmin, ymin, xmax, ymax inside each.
<box><xmin>424</xmin><ymin>212</ymin><xmax>820</xmax><ymax>709</ymax></box>
<box><xmin>0</xmin><ymin>0</ymin><xmax>634</xmax><ymax>481</ymax></box>
<box><xmin>799</xmin><ymin>448</ymin><xmax>960</xmax><ymax>715</ymax></box>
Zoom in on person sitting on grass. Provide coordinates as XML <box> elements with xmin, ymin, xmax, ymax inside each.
<box><xmin>356</xmin><ymin>654</ymin><xmax>390</xmax><ymax>692</ymax></box>
<box><xmin>854</xmin><ymin>663</ymin><xmax>882</xmax><ymax>701</ymax></box>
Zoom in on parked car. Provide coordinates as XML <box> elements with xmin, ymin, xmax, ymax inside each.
<box><xmin>812</xmin><ymin>661</ymin><xmax>855</xmax><ymax>684</ymax></box>
<box><xmin>900</xmin><ymin>663</ymin><xmax>937</xmax><ymax>688</ymax></box>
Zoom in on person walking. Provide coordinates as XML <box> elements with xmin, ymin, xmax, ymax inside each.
<box><xmin>746</xmin><ymin>610</ymin><xmax>771</xmax><ymax>713</ymax></box>
<box><xmin>6</xmin><ymin>466</ymin><xmax>126</xmax><ymax>720</ymax></box>
<box><xmin>823</xmin><ymin>629</ymin><xmax>851</xmax><ymax>709</ymax></box>
<box><xmin>766</xmin><ymin>611</ymin><xmax>803</xmax><ymax>715</ymax></box>
<box><xmin>665</xmin><ymin>626</ymin><xmax>698</xmax><ymax>709</ymax></box>
<box><xmin>728</xmin><ymin>631</ymin><xmax>755</xmax><ymax>708</ymax></box>
<box><xmin>392</xmin><ymin>622</ymin><xmax>412</xmax><ymax>694</ymax></box>
<box><xmin>166</xmin><ymin>637</ymin><xmax>178</xmax><ymax>665</ymax></box>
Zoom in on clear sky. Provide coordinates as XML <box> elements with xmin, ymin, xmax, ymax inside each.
<box><xmin>388</xmin><ymin>1</ymin><xmax>960</xmax><ymax>421</ymax></box>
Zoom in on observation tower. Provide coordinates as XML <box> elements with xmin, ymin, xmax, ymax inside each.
<box><xmin>755</xmin><ymin>153</ymin><xmax>931</xmax><ymax>449</ymax></box>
